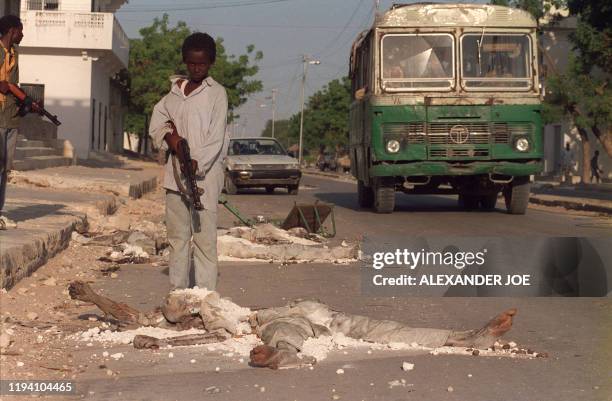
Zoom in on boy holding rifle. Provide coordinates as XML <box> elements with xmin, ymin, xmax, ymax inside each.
<box><xmin>0</xmin><ymin>15</ymin><xmax>23</xmax><ymax>230</ymax></box>
<box><xmin>149</xmin><ymin>33</ymin><xmax>229</xmax><ymax>290</ymax></box>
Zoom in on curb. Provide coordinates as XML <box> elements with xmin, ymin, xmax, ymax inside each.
<box><xmin>0</xmin><ymin>214</ymin><xmax>87</xmax><ymax>290</ymax></box>
<box><xmin>529</xmin><ymin>195</ymin><xmax>612</xmax><ymax>215</ymax></box>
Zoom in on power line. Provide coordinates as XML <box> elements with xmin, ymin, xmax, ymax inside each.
<box><xmin>314</xmin><ymin>0</ymin><xmax>367</xmax><ymax>58</ymax></box>
<box><xmin>118</xmin><ymin>0</ymin><xmax>292</xmax><ymax>13</ymax></box>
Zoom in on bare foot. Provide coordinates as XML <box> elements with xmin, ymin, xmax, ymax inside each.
<box><xmin>445</xmin><ymin>308</ymin><xmax>517</xmax><ymax>349</ymax></box>
<box><xmin>250</xmin><ymin>345</ymin><xmax>283</xmax><ymax>369</ymax></box>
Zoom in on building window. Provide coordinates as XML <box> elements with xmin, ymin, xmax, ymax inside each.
<box><xmin>20</xmin><ymin>84</ymin><xmax>45</xmax><ymax>108</ymax></box>
<box><xmin>25</xmin><ymin>0</ymin><xmax>59</xmax><ymax>10</ymax></box>
<box><xmin>91</xmin><ymin>99</ymin><xmax>96</xmax><ymax>149</ymax></box>
<box><xmin>97</xmin><ymin>103</ymin><xmax>102</xmax><ymax>150</ymax></box>
<box><xmin>103</xmin><ymin>105</ymin><xmax>108</xmax><ymax>150</ymax></box>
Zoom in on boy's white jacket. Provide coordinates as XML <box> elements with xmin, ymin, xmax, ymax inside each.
<box><xmin>149</xmin><ymin>75</ymin><xmax>229</xmax><ymax>210</ymax></box>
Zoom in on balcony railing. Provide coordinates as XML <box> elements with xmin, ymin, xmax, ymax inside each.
<box><xmin>20</xmin><ymin>10</ymin><xmax>129</xmax><ymax>68</ymax></box>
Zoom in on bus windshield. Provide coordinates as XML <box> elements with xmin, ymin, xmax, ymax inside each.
<box><xmin>461</xmin><ymin>34</ymin><xmax>531</xmax><ymax>89</ymax></box>
<box><xmin>381</xmin><ymin>34</ymin><xmax>454</xmax><ymax>91</ymax></box>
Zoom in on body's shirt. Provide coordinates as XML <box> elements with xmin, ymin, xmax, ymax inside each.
<box><xmin>0</xmin><ymin>44</ymin><xmax>20</xmax><ymax>129</ymax></box>
<box><xmin>149</xmin><ymin>76</ymin><xmax>229</xmax><ymax>210</ymax></box>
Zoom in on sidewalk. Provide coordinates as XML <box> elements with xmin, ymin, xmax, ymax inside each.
<box><xmin>531</xmin><ymin>182</ymin><xmax>612</xmax><ymax>214</ymax></box>
<box><xmin>0</xmin><ymin>158</ymin><xmax>160</xmax><ymax>290</ymax></box>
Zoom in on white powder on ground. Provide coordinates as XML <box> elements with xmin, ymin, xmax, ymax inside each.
<box><xmin>75</xmin><ymin>326</ymin><xmax>210</xmax><ymax>345</ymax></box>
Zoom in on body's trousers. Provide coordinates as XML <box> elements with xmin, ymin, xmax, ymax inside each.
<box><xmin>0</xmin><ymin>128</ymin><xmax>18</xmax><ymax>212</ymax></box>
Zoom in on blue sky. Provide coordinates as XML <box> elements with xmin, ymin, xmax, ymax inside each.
<box><xmin>116</xmin><ymin>0</ymin><xmax>485</xmax><ymax>137</ymax></box>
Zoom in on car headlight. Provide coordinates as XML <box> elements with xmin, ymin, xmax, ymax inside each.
<box><xmin>514</xmin><ymin>137</ymin><xmax>530</xmax><ymax>152</ymax></box>
<box><xmin>386</xmin><ymin>139</ymin><xmax>400</xmax><ymax>153</ymax></box>
<box><xmin>285</xmin><ymin>163</ymin><xmax>300</xmax><ymax>169</ymax></box>
<box><xmin>232</xmin><ymin>163</ymin><xmax>252</xmax><ymax>170</ymax></box>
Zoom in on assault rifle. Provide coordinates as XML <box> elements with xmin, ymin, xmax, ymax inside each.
<box><xmin>8</xmin><ymin>83</ymin><xmax>61</xmax><ymax>126</ymax></box>
<box><xmin>167</xmin><ymin>121</ymin><xmax>204</xmax><ymax>210</ymax></box>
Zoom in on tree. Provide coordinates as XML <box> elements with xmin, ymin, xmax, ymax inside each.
<box><xmin>543</xmin><ymin>0</ymin><xmax>612</xmax><ymax>181</ymax></box>
<box><xmin>126</xmin><ymin>14</ymin><xmax>263</xmax><ymax>137</ymax></box>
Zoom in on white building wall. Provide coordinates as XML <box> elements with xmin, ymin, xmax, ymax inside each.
<box><xmin>19</xmin><ymin>51</ymin><xmax>93</xmax><ymax>158</ymax></box>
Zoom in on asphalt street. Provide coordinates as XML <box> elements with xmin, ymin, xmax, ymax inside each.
<box><xmin>70</xmin><ymin>174</ymin><xmax>610</xmax><ymax>401</ymax></box>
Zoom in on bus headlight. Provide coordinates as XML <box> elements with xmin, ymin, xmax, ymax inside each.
<box><xmin>514</xmin><ymin>137</ymin><xmax>530</xmax><ymax>152</ymax></box>
<box><xmin>386</xmin><ymin>139</ymin><xmax>400</xmax><ymax>153</ymax></box>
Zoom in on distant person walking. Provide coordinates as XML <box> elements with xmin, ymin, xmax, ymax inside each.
<box><xmin>0</xmin><ymin>15</ymin><xmax>23</xmax><ymax>230</ymax></box>
<box><xmin>560</xmin><ymin>142</ymin><xmax>574</xmax><ymax>185</ymax></box>
<box><xmin>590</xmin><ymin>150</ymin><xmax>603</xmax><ymax>184</ymax></box>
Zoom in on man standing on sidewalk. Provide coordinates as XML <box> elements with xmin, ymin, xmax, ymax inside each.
<box><xmin>149</xmin><ymin>33</ymin><xmax>229</xmax><ymax>290</ymax></box>
<box><xmin>560</xmin><ymin>142</ymin><xmax>574</xmax><ymax>185</ymax></box>
<box><xmin>0</xmin><ymin>15</ymin><xmax>23</xmax><ymax>230</ymax></box>
<box><xmin>590</xmin><ymin>150</ymin><xmax>603</xmax><ymax>184</ymax></box>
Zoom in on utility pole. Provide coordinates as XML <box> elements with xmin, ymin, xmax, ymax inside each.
<box><xmin>271</xmin><ymin>88</ymin><xmax>277</xmax><ymax>138</ymax></box>
<box><xmin>298</xmin><ymin>55</ymin><xmax>320</xmax><ymax>166</ymax></box>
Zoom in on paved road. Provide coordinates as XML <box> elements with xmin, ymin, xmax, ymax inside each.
<box><xmin>64</xmin><ymin>174</ymin><xmax>612</xmax><ymax>401</ymax></box>
<box><xmin>219</xmin><ymin>174</ymin><xmax>612</xmax><ymax>238</ymax></box>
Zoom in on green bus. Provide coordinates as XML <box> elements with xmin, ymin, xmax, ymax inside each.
<box><xmin>349</xmin><ymin>3</ymin><xmax>542</xmax><ymax>214</ymax></box>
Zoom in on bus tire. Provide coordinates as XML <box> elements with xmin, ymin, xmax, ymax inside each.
<box><xmin>504</xmin><ymin>177</ymin><xmax>530</xmax><ymax>215</ymax></box>
<box><xmin>480</xmin><ymin>193</ymin><xmax>498</xmax><ymax>210</ymax></box>
<box><xmin>373</xmin><ymin>179</ymin><xmax>395</xmax><ymax>214</ymax></box>
<box><xmin>458</xmin><ymin>194</ymin><xmax>479</xmax><ymax>210</ymax></box>
<box><xmin>357</xmin><ymin>180</ymin><xmax>374</xmax><ymax>208</ymax></box>
<box><xmin>288</xmin><ymin>184</ymin><xmax>299</xmax><ymax>195</ymax></box>
<box><xmin>224</xmin><ymin>174</ymin><xmax>238</xmax><ymax>195</ymax></box>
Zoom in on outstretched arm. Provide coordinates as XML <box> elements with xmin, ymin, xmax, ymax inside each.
<box><xmin>68</xmin><ymin>281</ymin><xmax>159</xmax><ymax>327</ymax></box>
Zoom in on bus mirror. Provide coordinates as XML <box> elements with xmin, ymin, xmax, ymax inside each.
<box><xmin>355</xmin><ymin>88</ymin><xmax>366</xmax><ymax>100</ymax></box>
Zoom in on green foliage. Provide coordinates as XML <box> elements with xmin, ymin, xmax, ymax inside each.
<box><xmin>126</xmin><ymin>14</ymin><xmax>263</xmax><ymax>135</ymax></box>
<box><xmin>567</xmin><ymin>0</ymin><xmax>612</xmax><ymax>74</ymax></box>
<box><xmin>265</xmin><ymin>77</ymin><xmax>351</xmax><ymax>153</ymax></box>
<box><xmin>490</xmin><ymin>0</ymin><xmax>566</xmax><ymax>22</ymax></box>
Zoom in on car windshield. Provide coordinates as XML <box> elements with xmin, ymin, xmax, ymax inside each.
<box><xmin>461</xmin><ymin>34</ymin><xmax>531</xmax><ymax>89</ymax></box>
<box><xmin>228</xmin><ymin>139</ymin><xmax>286</xmax><ymax>156</ymax></box>
<box><xmin>381</xmin><ymin>34</ymin><xmax>454</xmax><ymax>90</ymax></box>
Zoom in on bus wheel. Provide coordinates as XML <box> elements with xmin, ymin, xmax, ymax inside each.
<box><xmin>504</xmin><ymin>177</ymin><xmax>531</xmax><ymax>215</ymax></box>
<box><xmin>357</xmin><ymin>180</ymin><xmax>374</xmax><ymax>208</ymax></box>
<box><xmin>480</xmin><ymin>193</ymin><xmax>498</xmax><ymax>210</ymax></box>
<box><xmin>373</xmin><ymin>179</ymin><xmax>395</xmax><ymax>213</ymax></box>
<box><xmin>458</xmin><ymin>194</ymin><xmax>479</xmax><ymax>210</ymax></box>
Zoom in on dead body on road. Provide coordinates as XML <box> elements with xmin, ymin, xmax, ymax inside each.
<box><xmin>69</xmin><ymin>281</ymin><xmax>517</xmax><ymax>369</ymax></box>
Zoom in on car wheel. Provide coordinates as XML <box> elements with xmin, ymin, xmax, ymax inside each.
<box><xmin>266</xmin><ymin>186</ymin><xmax>275</xmax><ymax>194</ymax></box>
<box><xmin>288</xmin><ymin>184</ymin><xmax>299</xmax><ymax>195</ymax></box>
<box><xmin>504</xmin><ymin>176</ymin><xmax>530</xmax><ymax>215</ymax></box>
<box><xmin>357</xmin><ymin>180</ymin><xmax>374</xmax><ymax>208</ymax></box>
<box><xmin>373</xmin><ymin>178</ymin><xmax>395</xmax><ymax>213</ymax></box>
<box><xmin>224</xmin><ymin>174</ymin><xmax>238</xmax><ymax>195</ymax></box>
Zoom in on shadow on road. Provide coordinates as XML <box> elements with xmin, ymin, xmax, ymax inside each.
<box><xmin>312</xmin><ymin>191</ymin><xmax>504</xmax><ymax>214</ymax></box>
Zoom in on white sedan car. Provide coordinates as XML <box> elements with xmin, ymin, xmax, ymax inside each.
<box><xmin>223</xmin><ymin>137</ymin><xmax>301</xmax><ymax>195</ymax></box>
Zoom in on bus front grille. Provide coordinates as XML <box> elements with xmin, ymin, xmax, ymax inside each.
<box><xmin>427</xmin><ymin>123</ymin><xmax>490</xmax><ymax>145</ymax></box>
<box><xmin>429</xmin><ymin>148</ymin><xmax>490</xmax><ymax>158</ymax></box>
<box><xmin>382</xmin><ymin>123</ymin><xmax>426</xmax><ymax>144</ymax></box>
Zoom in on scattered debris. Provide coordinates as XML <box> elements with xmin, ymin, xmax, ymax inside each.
<box><xmin>110</xmin><ymin>353</ymin><xmax>124</xmax><ymax>360</ymax></box>
<box><xmin>336</xmin><ymin>368</ymin><xmax>344</xmax><ymax>375</ymax></box>
<box><xmin>402</xmin><ymin>362</ymin><xmax>414</xmax><ymax>371</ymax></box>
<box><xmin>26</xmin><ymin>312</ymin><xmax>39</xmax><ymax>321</ymax></box>
<box><xmin>42</xmin><ymin>277</ymin><xmax>57</xmax><ymax>286</ymax></box>
<box><xmin>447</xmin><ymin>386</ymin><xmax>454</xmax><ymax>392</ymax></box>
<box><xmin>71</xmin><ymin>232</ymin><xmax>92</xmax><ymax>245</ymax></box>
